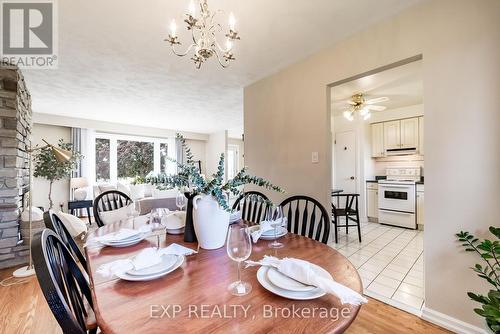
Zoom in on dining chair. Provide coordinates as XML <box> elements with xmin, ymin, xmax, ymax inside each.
<box><xmin>331</xmin><ymin>193</ymin><xmax>361</xmax><ymax>243</ymax></box>
<box><xmin>279</xmin><ymin>195</ymin><xmax>330</xmax><ymax>244</ymax></box>
<box><xmin>32</xmin><ymin>229</ymin><xmax>97</xmax><ymax>334</ymax></box>
<box><xmin>232</xmin><ymin>191</ymin><xmax>270</xmax><ymax>224</ymax></box>
<box><xmin>44</xmin><ymin>210</ymin><xmax>88</xmax><ymax>273</ymax></box>
<box><xmin>93</xmin><ymin>190</ymin><xmax>132</xmax><ymax>227</ymax></box>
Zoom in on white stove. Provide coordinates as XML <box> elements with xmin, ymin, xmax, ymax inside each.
<box><xmin>378</xmin><ymin>167</ymin><xmax>421</xmax><ymax>229</ymax></box>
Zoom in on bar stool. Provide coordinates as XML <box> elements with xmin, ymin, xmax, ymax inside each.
<box><xmin>331</xmin><ymin>193</ymin><xmax>361</xmax><ymax>243</ymax></box>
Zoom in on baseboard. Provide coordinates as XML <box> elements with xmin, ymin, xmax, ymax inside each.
<box><xmin>421</xmin><ymin>307</ymin><xmax>485</xmax><ymax>334</ymax></box>
<box><xmin>364</xmin><ymin>290</ymin><xmax>422</xmax><ymax>317</ymax></box>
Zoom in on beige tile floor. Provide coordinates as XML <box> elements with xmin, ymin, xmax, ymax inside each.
<box><xmin>329</xmin><ymin>221</ymin><xmax>424</xmax><ymax>315</ymax></box>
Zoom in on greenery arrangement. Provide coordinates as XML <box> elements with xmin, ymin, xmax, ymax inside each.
<box><xmin>33</xmin><ymin>139</ymin><xmax>82</xmax><ymax>209</ymax></box>
<box><xmin>456</xmin><ymin>227</ymin><xmax>500</xmax><ymax>333</ymax></box>
<box><xmin>147</xmin><ymin>134</ymin><xmax>284</xmax><ymax>210</ymax></box>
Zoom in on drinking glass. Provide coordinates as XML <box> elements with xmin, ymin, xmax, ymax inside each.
<box><xmin>176</xmin><ymin>191</ymin><xmax>187</xmax><ymax>211</ymax></box>
<box><xmin>226</xmin><ymin>224</ymin><xmax>252</xmax><ymax>296</ymax></box>
<box><xmin>268</xmin><ymin>206</ymin><xmax>284</xmax><ymax>249</ymax></box>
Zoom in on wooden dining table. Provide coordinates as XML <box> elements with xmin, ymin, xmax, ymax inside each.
<box><xmin>85</xmin><ymin>219</ymin><xmax>363</xmax><ymax>334</ymax></box>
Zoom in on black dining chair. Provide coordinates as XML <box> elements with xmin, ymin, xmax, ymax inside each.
<box><xmin>331</xmin><ymin>193</ymin><xmax>361</xmax><ymax>243</ymax></box>
<box><xmin>44</xmin><ymin>210</ymin><xmax>88</xmax><ymax>273</ymax></box>
<box><xmin>279</xmin><ymin>195</ymin><xmax>330</xmax><ymax>244</ymax></box>
<box><xmin>93</xmin><ymin>190</ymin><xmax>132</xmax><ymax>227</ymax></box>
<box><xmin>232</xmin><ymin>191</ymin><xmax>270</xmax><ymax>224</ymax></box>
<box><xmin>32</xmin><ymin>229</ymin><xmax>97</xmax><ymax>334</ymax></box>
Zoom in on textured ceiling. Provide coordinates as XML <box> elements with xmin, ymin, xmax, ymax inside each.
<box><xmin>23</xmin><ymin>0</ymin><xmax>424</xmax><ymax>135</ymax></box>
<box><xmin>331</xmin><ymin>60</ymin><xmax>423</xmax><ymax>116</ymax></box>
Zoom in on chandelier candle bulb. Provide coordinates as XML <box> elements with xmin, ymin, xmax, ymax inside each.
<box><xmin>229</xmin><ymin>12</ymin><xmax>236</xmax><ymax>30</ymax></box>
<box><xmin>170</xmin><ymin>19</ymin><xmax>177</xmax><ymax>37</ymax></box>
<box><xmin>188</xmin><ymin>0</ymin><xmax>196</xmax><ymax>16</ymax></box>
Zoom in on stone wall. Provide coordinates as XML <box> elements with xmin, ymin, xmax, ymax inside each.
<box><xmin>0</xmin><ymin>63</ymin><xmax>32</xmax><ymax>269</ymax></box>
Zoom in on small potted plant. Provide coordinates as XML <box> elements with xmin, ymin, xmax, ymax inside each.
<box><xmin>148</xmin><ymin>134</ymin><xmax>283</xmax><ymax>250</ymax></box>
<box><xmin>456</xmin><ymin>226</ymin><xmax>500</xmax><ymax>333</ymax></box>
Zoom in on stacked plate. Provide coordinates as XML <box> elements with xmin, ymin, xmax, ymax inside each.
<box><xmin>98</xmin><ymin>230</ymin><xmax>148</xmax><ymax>248</ymax></box>
<box><xmin>259</xmin><ymin>227</ymin><xmax>287</xmax><ymax>240</ymax></box>
<box><xmin>116</xmin><ymin>254</ymin><xmax>185</xmax><ymax>281</ymax></box>
<box><xmin>256</xmin><ymin>264</ymin><xmax>332</xmax><ymax>300</ymax></box>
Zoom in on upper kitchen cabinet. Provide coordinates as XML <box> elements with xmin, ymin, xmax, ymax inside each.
<box><xmin>383</xmin><ymin>120</ymin><xmax>401</xmax><ymax>150</ymax></box>
<box><xmin>401</xmin><ymin>117</ymin><xmax>419</xmax><ymax>149</ymax></box>
<box><xmin>418</xmin><ymin>116</ymin><xmax>424</xmax><ymax>155</ymax></box>
<box><xmin>371</xmin><ymin>123</ymin><xmax>384</xmax><ymax>158</ymax></box>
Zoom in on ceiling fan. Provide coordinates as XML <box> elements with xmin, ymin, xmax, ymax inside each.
<box><xmin>342</xmin><ymin>93</ymin><xmax>389</xmax><ymax>121</ymax></box>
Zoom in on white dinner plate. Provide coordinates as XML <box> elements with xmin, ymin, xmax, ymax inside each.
<box><xmin>261</xmin><ymin>226</ymin><xmax>286</xmax><ymax>236</ymax></box>
<box><xmin>259</xmin><ymin>228</ymin><xmax>287</xmax><ymax>240</ymax></box>
<box><xmin>99</xmin><ymin>233</ymin><xmax>148</xmax><ymax>248</ymax></box>
<box><xmin>127</xmin><ymin>254</ymin><xmax>179</xmax><ymax>276</ymax></box>
<box><xmin>116</xmin><ymin>255</ymin><xmax>185</xmax><ymax>281</ymax></box>
<box><xmin>167</xmin><ymin>227</ymin><xmax>185</xmax><ymax>235</ymax></box>
<box><xmin>257</xmin><ymin>266</ymin><xmax>332</xmax><ymax>300</ymax></box>
<box><xmin>266</xmin><ymin>267</ymin><xmax>316</xmax><ymax>292</ymax></box>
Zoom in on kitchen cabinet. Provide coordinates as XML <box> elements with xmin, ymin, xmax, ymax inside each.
<box><xmin>417</xmin><ymin>184</ymin><xmax>424</xmax><ymax>226</ymax></box>
<box><xmin>384</xmin><ymin>120</ymin><xmax>401</xmax><ymax>150</ymax></box>
<box><xmin>366</xmin><ymin>182</ymin><xmax>378</xmax><ymax>221</ymax></box>
<box><xmin>371</xmin><ymin>123</ymin><xmax>384</xmax><ymax>158</ymax></box>
<box><xmin>418</xmin><ymin>116</ymin><xmax>424</xmax><ymax>155</ymax></box>
<box><xmin>401</xmin><ymin>118</ymin><xmax>419</xmax><ymax>148</ymax></box>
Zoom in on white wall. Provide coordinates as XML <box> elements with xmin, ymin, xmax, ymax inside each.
<box><xmin>205</xmin><ymin>131</ymin><xmax>228</xmax><ymax>179</ymax></box>
<box><xmin>244</xmin><ymin>0</ymin><xmax>500</xmax><ymax>330</ymax></box>
<box><xmin>185</xmin><ymin>139</ymin><xmax>207</xmax><ymax>174</ymax></box>
<box><xmin>32</xmin><ymin>123</ymin><xmax>71</xmax><ymax>211</ymax></box>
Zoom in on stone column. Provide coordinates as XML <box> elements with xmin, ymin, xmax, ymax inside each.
<box><xmin>0</xmin><ymin>63</ymin><xmax>32</xmax><ymax>269</ymax></box>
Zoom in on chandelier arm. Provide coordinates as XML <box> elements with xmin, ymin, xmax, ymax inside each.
<box><xmin>171</xmin><ymin>43</ymin><xmax>197</xmax><ymax>57</ymax></box>
<box><xmin>214</xmin><ymin>50</ymin><xmax>229</xmax><ymax>68</ymax></box>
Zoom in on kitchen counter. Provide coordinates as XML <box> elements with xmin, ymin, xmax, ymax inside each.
<box><xmin>366</xmin><ymin>179</ymin><xmax>424</xmax><ymax>184</ymax></box>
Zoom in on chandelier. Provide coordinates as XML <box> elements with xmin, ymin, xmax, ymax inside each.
<box><xmin>165</xmin><ymin>0</ymin><xmax>240</xmax><ymax>69</ymax></box>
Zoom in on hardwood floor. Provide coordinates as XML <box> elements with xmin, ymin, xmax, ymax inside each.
<box><xmin>0</xmin><ymin>266</ymin><xmax>449</xmax><ymax>334</ymax></box>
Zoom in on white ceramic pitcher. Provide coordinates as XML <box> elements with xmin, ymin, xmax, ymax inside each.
<box><xmin>192</xmin><ymin>194</ymin><xmax>230</xmax><ymax>249</ymax></box>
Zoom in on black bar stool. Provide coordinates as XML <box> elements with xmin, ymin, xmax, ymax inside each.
<box><xmin>331</xmin><ymin>193</ymin><xmax>361</xmax><ymax>243</ymax></box>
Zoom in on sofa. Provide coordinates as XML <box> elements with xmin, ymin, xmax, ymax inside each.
<box><xmin>93</xmin><ymin>182</ymin><xmax>179</xmax><ymax>215</ymax></box>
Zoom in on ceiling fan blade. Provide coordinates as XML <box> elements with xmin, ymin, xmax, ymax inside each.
<box><xmin>365</xmin><ymin>105</ymin><xmax>387</xmax><ymax>111</ymax></box>
<box><xmin>365</xmin><ymin>96</ymin><xmax>389</xmax><ymax>104</ymax></box>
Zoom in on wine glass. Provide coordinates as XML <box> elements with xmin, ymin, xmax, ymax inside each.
<box><xmin>226</xmin><ymin>224</ymin><xmax>252</xmax><ymax>296</ymax></box>
<box><xmin>176</xmin><ymin>191</ymin><xmax>187</xmax><ymax>211</ymax></box>
<box><xmin>150</xmin><ymin>208</ymin><xmax>167</xmax><ymax>249</ymax></box>
<box><xmin>268</xmin><ymin>206</ymin><xmax>284</xmax><ymax>249</ymax></box>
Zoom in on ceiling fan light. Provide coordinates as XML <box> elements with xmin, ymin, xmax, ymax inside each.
<box><xmin>360</xmin><ymin>107</ymin><xmax>369</xmax><ymax>116</ymax></box>
<box><xmin>363</xmin><ymin>112</ymin><xmax>371</xmax><ymax>121</ymax></box>
<box><xmin>343</xmin><ymin>111</ymin><xmax>353</xmax><ymax>121</ymax></box>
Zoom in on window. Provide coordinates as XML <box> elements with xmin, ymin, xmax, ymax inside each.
<box><xmin>95</xmin><ymin>138</ymin><xmax>110</xmax><ymax>182</ymax></box>
<box><xmin>92</xmin><ymin>133</ymin><xmax>175</xmax><ymax>184</ymax></box>
<box><xmin>117</xmin><ymin>140</ymin><xmax>154</xmax><ymax>181</ymax></box>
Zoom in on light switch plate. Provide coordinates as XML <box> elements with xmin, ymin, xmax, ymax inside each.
<box><xmin>311</xmin><ymin>151</ymin><xmax>319</xmax><ymax>163</ymax></box>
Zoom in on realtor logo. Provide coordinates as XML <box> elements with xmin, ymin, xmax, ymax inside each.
<box><xmin>1</xmin><ymin>0</ymin><xmax>58</xmax><ymax>68</ymax></box>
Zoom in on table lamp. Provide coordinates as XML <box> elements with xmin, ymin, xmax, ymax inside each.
<box><xmin>71</xmin><ymin>177</ymin><xmax>88</xmax><ymax>201</ymax></box>
<box><xmin>13</xmin><ymin>139</ymin><xmax>73</xmax><ymax>278</ymax></box>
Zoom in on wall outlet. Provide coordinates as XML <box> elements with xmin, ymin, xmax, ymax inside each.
<box><xmin>311</xmin><ymin>151</ymin><xmax>319</xmax><ymax>164</ymax></box>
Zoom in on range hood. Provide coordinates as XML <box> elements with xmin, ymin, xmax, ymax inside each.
<box><xmin>385</xmin><ymin>147</ymin><xmax>418</xmax><ymax>156</ymax></box>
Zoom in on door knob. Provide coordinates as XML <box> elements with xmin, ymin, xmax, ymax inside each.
<box><xmin>350</xmin><ymin>176</ymin><xmax>355</xmax><ymax>180</ymax></box>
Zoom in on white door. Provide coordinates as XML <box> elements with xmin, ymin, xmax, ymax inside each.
<box><xmin>384</xmin><ymin>120</ymin><xmax>401</xmax><ymax>150</ymax></box>
<box><xmin>418</xmin><ymin>117</ymin><xmax>424</xmax><ymax>155</ymax></box>
<box><xmin>371</xmin><ymin>123</ymin><xmax>384</xmax><ymax>157</ymax></box>
<box><xmin>334</xmin><ymin>131</ymin><xmax>356</xmax><ymax>194</ymax></box>
<box><xmin>401</xmin><ymin>117</ymin><xmax>419</xmax><ymax>148</ymax></box>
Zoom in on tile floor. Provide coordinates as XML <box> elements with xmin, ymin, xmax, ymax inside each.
<box><xmin>328</xmin><ymin>221</ymin><xmax>424</xmax><ymax>315</ymax></box>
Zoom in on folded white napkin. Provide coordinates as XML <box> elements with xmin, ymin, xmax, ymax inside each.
<box><xmin>246</xmin><ymin>256</ymin><xmax>367</xmax><ymax>305</ymax></box>
<box><xmin>96</xmin><ymin>244</ymin><xmax>197</xmax><ymax>278</ymax></box>
<box><xmin>93</xmin><ymin>226</ymin><xmax>152</xmax><ymax>243</ymax></box>
<box><xmin>251</xmin><ymin>218</ymin><xmax>287</xmax><ymax>243</ymax></box>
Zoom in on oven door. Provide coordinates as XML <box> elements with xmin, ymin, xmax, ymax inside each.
<box><xmin>378</xmin><ymin>183</ymin><xmax>415</xmax><ymax>213</ymax></box>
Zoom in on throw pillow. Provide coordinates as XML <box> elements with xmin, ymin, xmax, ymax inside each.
<box><xmin>99</xmin><ymin>204</ymin><xmax>134</xmax><ymax>225</ymax></box>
